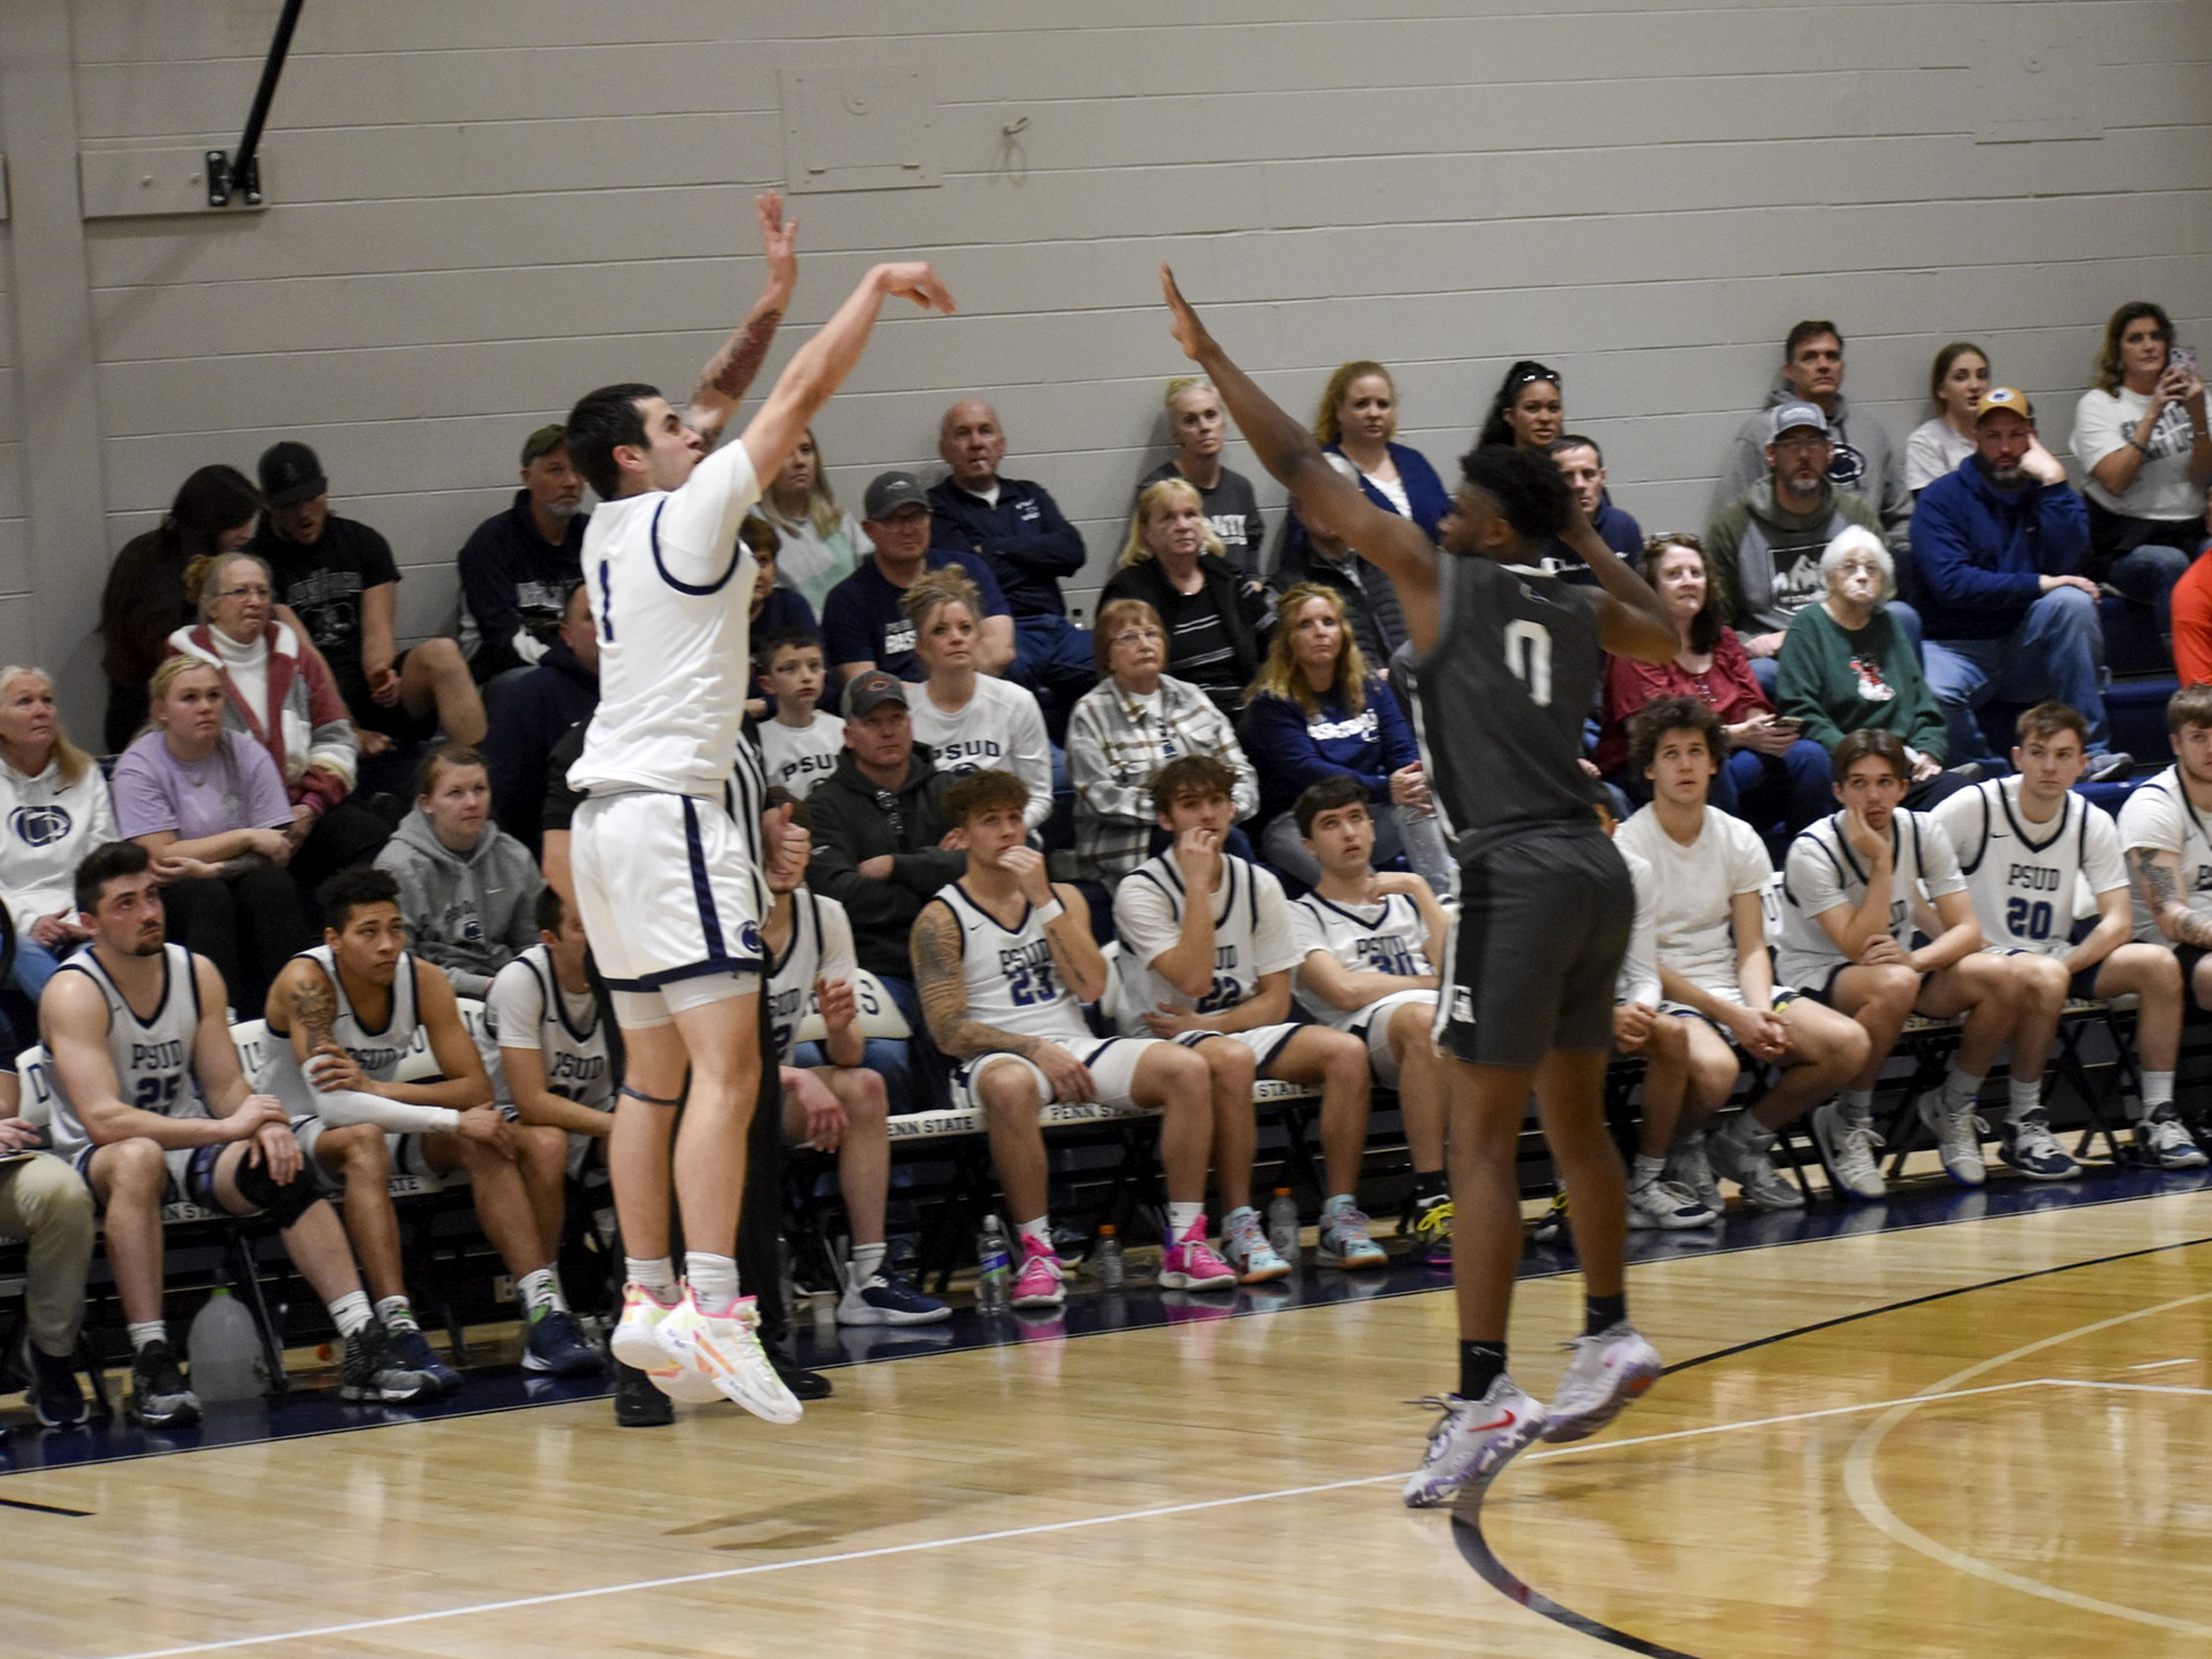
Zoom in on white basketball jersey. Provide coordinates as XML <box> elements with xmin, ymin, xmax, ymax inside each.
<box><xmin>46</xmin><ymin>944</ymin><xmax>206</xmax><ymax>1160</ymax></box>
<box><xmin>1776</xmin><ymin>809</ymin><xmax>1966</xmax><ymax>983</ymax></box>
<box><xmin>765</xmin><ymin>889</ymin><xmax>858</xmax><ymax>1065</ymax></box>
<box><xmin>1289</xmin><ymin>891</ymin><xmax>1429</xmax><ymax>1033</ymax></box>
<box><xmin>484</xmin><ymin>944</ymin><xmax>612</xmax><ymax>1114</ymax></box>
<box><xmin>570</xmin><ymin>440</ymin><xmax>761</xmax><ymax>797</ymax></box>
<box><xmin>2117</xmin><ymin>765</ymin><xmax>2212</xmax><ymax>943</ymax></box>
<box><xmin>276</xmin><ymin>944</ymin><xmax>422</xmax><ymax>1087</ymax></box>
<box><xmin>1112</xmin><ymin>853</ymin><xmax>1300</xmax><ymax>1037</ymax></box>
<box><xmin>935</xmin><ymin>882</ymin><xmax>1093</xmax><ymax>1044</ymax></box>
<box><xmin>1934</xmin><ymin>779</ymin><xmax>2123</xmax><ymax>959</ymax></box>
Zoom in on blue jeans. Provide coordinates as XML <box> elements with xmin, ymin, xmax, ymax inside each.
<box><xmin>10</xmin><ymin>936</ymin><xmax>68</xmax><ymax>1000</ymax></box>
<box><xmin>1923</xmin><ymin>586</ymin><xmax>2110</xmax><ymax>766</ymax></box>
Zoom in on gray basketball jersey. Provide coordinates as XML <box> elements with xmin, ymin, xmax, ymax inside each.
<box><xmin>1409</xmin><ymin>555</ymin><xmax>1604</xmax><ymax>848</ymax></box>
<box><xmin>46</xmin><ymin>944</ymin><xmax>207</xmax><ymax>1160</ymax></box>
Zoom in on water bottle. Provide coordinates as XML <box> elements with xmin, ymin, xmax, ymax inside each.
<box><xmin>1265</xmin><ymin>1187</ymin><xmax>1300</xmax><ymax>1262</ymax></box>
<box><xmin>975</xmin><ymin>1217</ymin><xmax>1013</xmax><ymax>1314</ymax></box>
<box><xmin>186</xmin><ymin>1286</ymin><xmax>263</xmax><ymax>1402</ymax></box>
<box><xmin>1088</xmin><ymin>1223</ymin><xmax>1125</xmax><ymax>1290</ymax></box>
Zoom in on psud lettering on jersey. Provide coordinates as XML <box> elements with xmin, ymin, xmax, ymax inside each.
<box><xmin>2006</xmin><ymin>864</ymin><xmax>2061</xmax><ymax>892</ymax></box>
<box><xmin>130</xmin><ymin>1040</ymin><xmax>185</xmax><ymax>1073</ymax></box>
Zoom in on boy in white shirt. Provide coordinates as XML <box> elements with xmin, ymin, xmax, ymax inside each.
<box><xmin>755</xmin><ymin>630</ymin><xmax>846</xmax><ymax>801</ymax></box>
<box><xmin>1115</xmin><ymin>757</ymin><xmax>1374</xmax><ymax>1277</ymax></box>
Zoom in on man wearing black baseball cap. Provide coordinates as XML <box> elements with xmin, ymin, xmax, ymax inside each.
<box><xmin>818</xmin><ymin>471</ymin><xmax>1014</xmax><ymax>684</ymax></box>
<box><xmin>455</xmin><ymin>422</ymin><xmax>592</xmax><ymax>686</ymax></box>
<box><xmin>249</xmin><ymin>440</ymin><xmax>486</xmax><ymax>749</ymax></box>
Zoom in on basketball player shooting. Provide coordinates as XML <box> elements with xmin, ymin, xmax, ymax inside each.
<box><xmin>1160</xmin><ymin>266</ymin><xmax>1678</xmax><ymax>1504</ymax></box>
<box><xmin>562</xmin><ymin>194</ymin><xmax>953</xmax><ymax>1421</ymax></box>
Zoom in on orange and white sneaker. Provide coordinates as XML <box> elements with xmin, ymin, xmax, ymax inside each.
<box><xmin>658</xmin><ymin>1291</ymin><xmax>803</xmax><ymax>1425</ymax></box>
<box><xmin>616</xmin><ymin>1285</ymin><xmax>720</xmax><ymax>1405</ymax></box>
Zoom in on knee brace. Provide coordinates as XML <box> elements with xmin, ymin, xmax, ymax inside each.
<box><xmin>230</xmin><ymin>1154</ymin><xmax>322</xmax><ymax>1228</ymax></box>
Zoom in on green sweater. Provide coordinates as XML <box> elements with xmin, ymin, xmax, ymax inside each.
<box><xmin>1774</xmin><ymin>603</ymin><xmax>1947</xmax><ymax>761</ymax></box>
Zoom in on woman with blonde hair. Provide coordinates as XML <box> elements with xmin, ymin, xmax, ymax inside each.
<box><xmin>1311</xmin><ymin>359</ymin><xmax>1450</xmax><ymax>541</ymax></box>
<box><xmin>759</xmin><ymin>427</ymin><xmax>871</xmax><ymax>613</ymax></box>
<box><xmin>1136</xmin><ymin>376</ymin><xmax>1267</xmax><ymax>578</ymax></box>
<box><xmin>900</xmin><ymin>567</ymin><xmax>1053</xmax><ymax>830</ymax></box>
<box><xmin>1100</xmin><ymin>477</ymin><xmax>1267</xmax><ymax>715</ymax></box>
<box><xmin>1241</xmin><ymin>583</ymin><xmax>1449</xmax><ymax>889</ymax></box>
<box><xmin>0</xmin><ymin>666</ymin><xmax>116</xmax><ymax>997</ymax></box>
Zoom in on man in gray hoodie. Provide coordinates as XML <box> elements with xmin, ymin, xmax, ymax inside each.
<box><xmin>375</xmin><ymin>744</ymin><xmax>543</xmax><ymax>998</ymax></box>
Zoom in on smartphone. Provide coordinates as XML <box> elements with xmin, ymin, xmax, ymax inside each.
<box><xmin>2172</xmin><ymin>346</ymin><xmax>2197</xmax><ymax>375</ymax></box>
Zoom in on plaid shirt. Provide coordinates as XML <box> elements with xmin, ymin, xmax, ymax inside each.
<box><xmin>1066</xmin><ymin>673</ymin><xmax>1258</xmax><ymax>879</ymax></box>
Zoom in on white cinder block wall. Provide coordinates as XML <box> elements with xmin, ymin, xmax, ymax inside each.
<box><xmin>3</xmin><ymin>1</ymin><xmax>2208</xmax><ymax>721</ymax></box>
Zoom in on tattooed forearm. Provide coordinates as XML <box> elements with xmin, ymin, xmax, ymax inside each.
<box><xmin>701</xmin><ymin>308</ymin><xmax>782</xmax><ymax>404</ymax></box>
<box><xmin>911</xmin><ymin>905</ymin><xmax>1038</xmax><ymax>1062</ymax></box>
<box><xmin>291</xmin><ymin>971</ymin><xmax>338</xmax><ymax>1052</ymax></box>
<box><xmin>2127</xmin><ymin>848</ymin><xmax>2212</xmax><ymax>945</ymax></box>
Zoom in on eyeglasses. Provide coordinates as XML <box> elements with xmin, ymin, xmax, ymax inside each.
<box><xmin>1112</xmin><ymin>629</ymin><xmax>1164</xmax><ymax>647</ymax></box>
<box><xmin>218</xmin><ymin>584</ymin><xmax>272</xmax><ymax>601</ymax></box>
<box><xmin>1773</xmin><ymin>433</ymin><xmax>1832</xmax><ymax>452</ymax></box>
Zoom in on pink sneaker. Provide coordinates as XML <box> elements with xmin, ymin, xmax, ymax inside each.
<box><xmin>1159</xmin><ymin>1217</ymin><xmax>1238</xmax><ymax>1291</ymax></box>
<box><xmin>1011</xmin><ymin>1234</ymin><xmax>1066</xmax><ymax>1309</ymax></box>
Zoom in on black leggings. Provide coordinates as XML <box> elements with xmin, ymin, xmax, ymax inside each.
<box><xmin>159</xmin><ymin>864</ymin><xmax>312</xmax><ymax>1018</ymax></box>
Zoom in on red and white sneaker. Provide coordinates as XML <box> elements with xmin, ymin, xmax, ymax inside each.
<box><xmin>1011</xmin><ymin>1234</ymin><xmax>1066</xmax><ymax>1310</ymax></box>
<box><xmin>1403</xmin><ymin>1375</ymin><xmax>1547</xmax><ymax>1508</ymax></box>
<box><xmin>1159</xmin><ymin>1216</ymin><xmax>1239</xmax><ymax>1291</ymax></box>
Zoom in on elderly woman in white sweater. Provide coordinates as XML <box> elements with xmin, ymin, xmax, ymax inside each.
<box><xmin>0</xmin><ymin>666</ymin><xmax>116</xmax><ymax>998</ymax></box>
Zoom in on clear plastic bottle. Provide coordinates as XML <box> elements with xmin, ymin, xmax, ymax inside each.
<box><xmin>1088</xmin><ymin>1223</ymin><xmax>1125</xmax><ymax>1290</ymax></box>
<box><xmin>186</xmin><ymin>1286</ymin><xmax>263</xmax><ymax>1402</ymax></box>
<box><xmin>1265</xmin><ymin>1187</ymin><xmax>1300</xmax><ymax>1262</ymax></box>
<box><xmin>975</xmin><ymin>1216</ymin><xmax>1013</xmax><ymax>1314</ymax></box>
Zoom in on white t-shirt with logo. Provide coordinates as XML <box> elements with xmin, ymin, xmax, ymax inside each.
<box><xmin>908</xmin><ymin>675</ymin><xmax>1053</xmax><ymax>830</ymax></box>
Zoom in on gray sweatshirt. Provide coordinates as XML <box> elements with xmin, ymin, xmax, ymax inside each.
<box><xmin>1712</xmin><ymin>387</ymin><xmax>1912</xmax><ymax>550</ymax></box>
<box><xmin>373</xmin><ymin>808</ymin><xmax>543</xmax><ymax>999</ymax></box>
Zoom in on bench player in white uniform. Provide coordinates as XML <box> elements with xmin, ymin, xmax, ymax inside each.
<box><xmin>1938</xmin><ymin>700</ymin><xmax>2201</xmax><ymax>1173</ymax></box>
<box><xmin>1614</xmin><ymin>700</ymin><xmax>1867</xmax><ymax>1210</ymax></box>
<box><xmin>1288</xmin><ymin>775</ymin><xmax>1457</xmax><ymax>1265</ymax></box>
<box><xmin>486</xmin><ymin>886</ymin><xmax>614</xmax><ymax>1182</ymax></box>
<box><xmin>2119</xmin><ymin>685</ymin><xmax>2212</xmax><ymax>1161</ymax></box>
<box><xmin>42</xmin><ymin>841</ymin><xmax>431</xmax><ymax>1422</ymax></box>
<box><xmin>759</xmin><ymin>802</ymin><xmax>948</xmax><ymax>1327</ymax></box>
<box><xmin>266</xmin><ymin>867</ymin><xmax>597</xmax><ymax>1387</ymax></box>
<box><xmin>1778</xmin><ymin>729</ymin><xmax>2058</xmax><ymax>1190</ymax></box>
<box><xmin>561</xmin><ymin>192</ymin><xmax>951</xmax><ymax>1419</ymax></box>
<box><xmin>910</xmin><ymin>770</ymin><xmax>1230</xmax><ymax>1309</ymax></box>
<box><xmin>1114</xmin><ymin>756</ymin><xmax>1373</xmax><ymax>1280</ymax></box>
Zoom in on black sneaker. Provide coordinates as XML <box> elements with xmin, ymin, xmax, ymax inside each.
<box><xmin>2086</xmin><ymin>751</ymin><xmax>2135</xmax><ymax>784</ymax></box>
<box><xmin>387</xmin><ymin>1324</ymin><xmax>463</xmax><ymax>1395</ymax></box>
<box><xmin>128</xmin><ymin>1339</ymin><xmax>201</xmax><ymax>1429</ymax></box>
<box><xmin>27</xmin><ymin>1342</ymin><xmax>87</xmax><ymax>1431</ymax></box>
<box><xmin>613</xmin><ymin>1360</ymin><xmax>674</xmax><ymax>1427</ymax></box>
<box><xmin>522</xmin><ymin>1310</ymin><xmax>606</xmax><ymax>1378</ymax></box>
<box><xmin>769</xmin><ymin>1347</ymin><xmax>832</xmax><ymax>1402</ymax></box>
<box><xmin>340</xmin><ymin>1320</ymin><xmax>438</xmax><ymax>1405</ymax></box>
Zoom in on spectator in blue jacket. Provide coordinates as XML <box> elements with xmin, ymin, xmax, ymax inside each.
<box><xmin>928</xmin><ymin>401</ymin><xmax>1094</xmax><ymax>729</ymax></box>
<box><xmin>823</xmin><ymin>472</ymin><xmax>1014</xmax><ymax>685</ymax></box>
<box><xmin>483</xmin><ymin>581</ymin><xmax>595</xmax><ymax>858</ymax></box>
<box><xmin>1240</xmin><ymin>583</ymin><xmax>1452</xmax><ymax>893</ymax></box>
<box><xmin>1271</xmin><ymin>360</ymin><xmax>1452</xmax><ymax>575</ymax></box>
<box><xmin>1547</xmin><ymin>434</ymin><xmax>1644</xmax><ymax>571</ymax></box>
<box><xmin>1912</xmin><ymin>388</ymin><xmax>2128</xmax><ymax>776</ymax></box>
<box><xmin>457</xmin><ymin>424</ymin><xmax>588</xmax><ymax>690</ymax></box>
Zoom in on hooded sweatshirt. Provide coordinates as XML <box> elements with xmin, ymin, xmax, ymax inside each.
<box><xmin>804</xmin><ymin>744</ymin><xmax>965</xmax><ymax>981</ymax></box>
<box><xmin>1910</xmin><ymin>455</ymin><xmax>2089</xmax><ymax>641</ymax></box>
<box><xmin>1712</xmin><ymin>387</ymin><xmax>1912</xmax><ymax>547</ymax></box>
<box><xmin>372</xmin><ymin>807</ymin><xmax>543</xmax><ymax>999</ymax></box>
<box><xmin>0</xmin><ymin>753</ymin><xmax>118</xmax><ymax>933</ymax></box>
<box><xmin>1706</xmin><ymin>479</ymin><xmax>1883</xmax><ymax>636</ymax></box>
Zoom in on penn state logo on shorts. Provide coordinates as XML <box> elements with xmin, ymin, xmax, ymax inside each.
<box><xmin>10</xmin><ymin>804</ymin><xmax>71</xmax><ymax>848</ymax></box>
<box><xmin>737</xmin><ymin>920</ymin><xmax>764</xmax><ymax>959</ymax></box>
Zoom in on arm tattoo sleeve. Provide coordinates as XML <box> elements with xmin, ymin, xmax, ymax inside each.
<box><xmin>705</xmin><ymin>308</ymin><xmax>782</xmax><ymax>402</ymax></box>
<box><xmin>291</xmin><ymin>971</ymin><xmax>338</xmax><ymax>1052</ymax></box>
<box><xmin>912</xmin><ymin>906</ymin><xmax>1038</xmax><ymax>1062</ymax></box>
<box><xmin>2125</xmin><ymin>848</ymin><xmax>2212</xmax><ymax>944</ymax></box>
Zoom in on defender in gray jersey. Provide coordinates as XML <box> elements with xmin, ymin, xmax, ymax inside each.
<box><xmin>1163</xmin><ymin>269</ymin><xmax>1678</xmax><ymax>1506</ymax></box>
<box><xmin>41</xmin><ymin>842</ymin><xmax>431</xmax><ymax>1422</ymax></box>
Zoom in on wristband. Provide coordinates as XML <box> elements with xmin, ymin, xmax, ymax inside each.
<box><xmin>1035</xmin><ymin>897</ymin><xmax>1067</xmax><ymax>926</ymax></box>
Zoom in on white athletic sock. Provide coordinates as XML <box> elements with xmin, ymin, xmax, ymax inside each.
<box><xmin>1841</xmin><ymin>1087</ymin><xmax>1876</xmax><ymax>1123</ymax></box>
<box><xmin>1165</xmin><ymin>1200</ymin><xmax>1205</xmax><ymax>1238</ymax></box>
<box><xmin>127</xmin><ymin>1321</ymin><xmax>166</xmax><ymax>1353</ymax></box>
<box><xmin>518</xmin><ymin>1265</ymin><xmax>564</xmax><ymax>1321</ymax></box>
<box><xmin>326</xmin><ymin>1291</ymin><xmax>372</xmax><ymax>1339</ymax></box>
<box><xmin>849</xmin><ymin>1241</ymin><xmax>888</xmax><ymax>1285</ymax></box>
<box><xmin>2141</xmin><ymin>1070</ymin><xmax>2176</xmax><ymax>1119</ymax></box>
<box><xmin>1015</xmin><ymin>1216</ymin><xmax>1053</xmax><ymax>1254</ymax></box>
<box><xmin>1630</xmin><ymin>1154</ymin><xmax>1665</xmax><ymax>1187</ymax></box>
<box><xmin>685</xmin><ymin>1252</ymin><xmax>740</xmax><ymax>1312</ymax></box>
<box><xmin>2006</xmin><ymin>1077</ymin><xmax>2043</xmax><ymax>1124</ymax></box>
<box><xmin>375</xmin><ymin>1295</ymin><xmax>419</xmax><ymax>1334</ymax></box>
<box><xmin>624</xmin><ymin>1256</ymin><xmax>679</xmax><ymax>1302</ymax></box>
<box><xmin>1943</xmin><ymin>1065</ymin><xmax>1983</xmax><ymax>1112</ymax></box>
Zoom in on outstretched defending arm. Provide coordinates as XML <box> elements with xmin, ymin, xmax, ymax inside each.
<box><xmin>682</xmin><ymin>191</ymin><xmax>800</xmax><ymax>447</ymax></box>
<box><xmin>1559</xmin><ymin>500</ymin><xmax>1677</xmax><ymax>664</ymax></box>
<box><xmin>1159</xmin><ymin>266</ymin><xmax>1441</xmax><ymax>649</ymax></box>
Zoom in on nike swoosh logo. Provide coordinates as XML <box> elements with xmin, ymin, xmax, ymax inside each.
<box><xmin>1474</xmin><ymin>1411</ymin><xmax>1517</xmax><ymax>1431</ymax></box>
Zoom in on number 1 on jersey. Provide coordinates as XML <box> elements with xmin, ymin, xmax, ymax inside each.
<box><xmin>1503</xmin><ymin>618</ymin><xmax>1553</xmax><ymax>707</ymax></box>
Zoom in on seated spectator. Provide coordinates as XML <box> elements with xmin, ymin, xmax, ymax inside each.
<box><xmin>1476</xmin><ymin>359</ymin><xmax>1565</xmax><ymax>454</ymax></box>
<box><xmin>2070</xmin><ymin>300</ymin><xmax>2208</xmax><ymax>639</ymax></box>
<box><xmin>1272</xmin><ymin>360</ymin><xmax>1451</xmax><ymax>569</ymax></box>
<box><xmin>266</xmin><ymin>866</ymin><xmax>598</xmax><ymax>1389</ymax></box>
<box><xmin>1707</xmin><ymin>403</ymin><xmax>1888</xmax><ymax>691</ymax></box>
<box><xmin>908</xmin><ymin>770</ymin><xmax>1228</xmax><ymax>1310</ymax></box>
<box><xmin>1596</xmin><ymin>536</ymin><xmax>1830</xmax><ymax>845</ymax></box>
<box><xmin>821</xmin><ymin>471</ymin><xmax>1012</xmax><ymax>684</ymax></box>
<box><xmin>100</xmin><ymin>465</ymin><xmax>264</xmax><ymax>753</ymax></box>
<box><xmin>457</xmin><ymin>424</ymin><xmax>587</xmax><ymax>690</ymax></box>
<box><xmin>1548</xmin><ymin>434</ymin><xmax>1643</xmax><ymax>562</ymax></box>
<box><xmin>42</xmin><ymin>841</ymin><xmax>433</xmax><ymax>1421</ymax></box>
<box><xmin>1139</xmin><ymin>376</ymin><xmax>1267</xmax><ymax>578</ymax></box>
<box><xmin>0</xmin><ymin>1101</ymin><xmax>96</xmax><ymax>1429</ymax></box>
<box><xmin>928</xmin><ymin>400</ymin><xmax>1094</xmax><ymax>719</ymax></box>
<box><xmin>753</xmin><ymin>629</ymin><xmax>844</xmax><ymax>799</ymax></box>
<box><xmin>1065</xmin><ymin>598</ymin><xmax>1257</xmax><ymax>881</ymax></box>
<box><xmin>2166</xmin><ymin>483</ymin><xmax>2212</xmax><ymax>684</ymax></box>
<box><xmin>900</xmin><ymin>570</ymin><xmax>1052</xmax><ymax>831</ymax></box>
<box><xmin>805</xmin><ymin>672</ymin><xmax>965</xmax><ymax>1039</ymax></box>
<box><xmin>1112</xmin><ymin>756</ymin><xmax>1375</xmax><ymax>1279</ymax></box>
<box><xmin>1288</xmin><ymin>776</ymin><xmax>1454</xmax><ymax>1266</ymax></box>
<box><xmin>1775</xmin><ymin>529</ymin><xmax>1968</xmax><ymax>807</ymax></box>
<box><xmin>1712</xmin><ymin>320</ymin><xmax>1911</xmax><ymax>548</ymax></box>
<box><xmin>166</xmin><ymin>551</ymin><xmax>391</xmax><ymax>912</ymax></box>
<box><xmin>758</xmin><ymin>427</ymin><xmax>871</xmax><ymax>614</ymax></box>
<box><xmin>1241</xmin><ymin>583</ymin><xmax>1452</xmax><ymax>892</ymax></box>
<box><xmin>249</xmin><ymin>440</ymin><xmax>487</xmax><ymax>754</ymax></box>
<box><xmin>1903</xmin><ymin>342</ymin><xmax>1989</xmax><ymax>494</ymax></box>
<box><xmin>0</xmin><ymin>667</ymin><xmax>115</xmax><ymax>1002</ymax></box>
<box><xmin>1100</xmin><ymin>478</ymin><xmax>1266</xmax><ymax>716</ymax></box>
<box><xmin>1267</xmin><ymin>468</ymin><xmax>1408</xmax><ymax>667</ymax></box>
<box><xmin>1914</xmin><ymin>388</ymin><xmax>2129</xmax><ymax>778</ymax></box>
<box><xmin>374</xmin><ymin>744</ymin><xmax>543</xmax><ymax>1000</ymax></box>
<box><xmin>483</xmin><ymin>581</ymin><xmax>597</xmax><ymax>856</ymax></box>
<box><xmin>112</xmin><ymin>655</ymin><xmax>311</xmax><ymax>1015</ymax></box>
